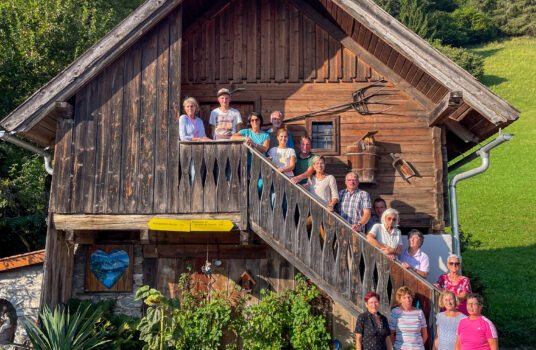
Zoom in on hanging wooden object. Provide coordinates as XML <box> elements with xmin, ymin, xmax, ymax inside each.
<box><xmin>347</xmin><ymin>131</ymin><xmax>379</xmax><ymax>183</ymax></box>
<box><xmin>390</xmin><ymin>153</ymin><xmax>417</xmax><ymax>182</ymax></box>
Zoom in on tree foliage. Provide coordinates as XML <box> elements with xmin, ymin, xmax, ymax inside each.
<box><xmin>0</xmin><ymin>0</ymin><xmax>142</xmax><ymax>258</ymax></box>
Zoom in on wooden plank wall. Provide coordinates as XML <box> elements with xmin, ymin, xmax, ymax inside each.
<box><xmin>49</xmin><ymin>7</ymin><xmax>183</xmax><ymax>215</ymax></box>
<box><xmin>181</xmin><ymin>0</ymin><xmax>382</xmax><ymax>85</ymax></box>
<box><xmin>180</xmin><ymin>0</ymin><xmax>443</xmax><ymax>230</ymax></box>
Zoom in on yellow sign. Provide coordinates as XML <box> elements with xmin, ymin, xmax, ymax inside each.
<box><xmin>147</xmin><ymin>218</ymin><xmax>190</xmax><ymax>232</ymax></box>
<box><xmin>191</xmin><ymin>220</ymin><xmax>234</xmax><ymax>232</ymax></box>
<box><xmin>147</xmin><ymin>219</ymin><xmax>235</xmax><ymax>232</ymax></box>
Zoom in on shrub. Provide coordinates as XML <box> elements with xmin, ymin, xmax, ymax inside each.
<box><xmin>435</xmin><ymin>7</ymin><xmax>498</xmax><ymax>46</ymax></box>
<box><xmin>430</xmin><ymin>40</ymin><xmax>485</xmax><ymax>80</ymax></box>
<box><xmin>67</xmin><ymin>299</ymin><xmax>143</xmax><ymax>350</ymax></box>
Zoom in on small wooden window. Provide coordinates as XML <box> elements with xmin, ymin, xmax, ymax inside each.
<box><xmin>306</xmin><ymin>116</ymin><xmax>339</xmax><ymax>155</ymax></box>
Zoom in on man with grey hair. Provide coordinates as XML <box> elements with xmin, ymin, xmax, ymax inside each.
<box><xmin>399</xmin><ymin>229</ymin><xmax>429</xmax><ymax>278</ymax></box>
<box><xmin>338</xmin><ymin>172</ymin><xmax>371</xmax><ymax>232</ymax></box>
<box><xmin>367</xmin><ymin>208</ymin><xmax>402</xmax><ymax>260</ymax></box>
<box><xmin>264</xmin><ymin>111</ymin><xmax>295</xmax><ymax>150</ymax></box>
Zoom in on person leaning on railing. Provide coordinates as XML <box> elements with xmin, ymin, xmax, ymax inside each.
<box><xmin>366</xmin><ymin>208</ymin><xmax>403</xmax><ymax>261</ymax></box>
<box><xmin>179</xmin><ymin>97</ymin><xmax>211</xmax><ymax>141</ymax></box>
<box><xmin>231</xmin><ymin>112</ymin><xmax>270</xmax><ymax>153</ymax></box>
<box><xmin>267</xmin><ymin>128</ymin><xmax>296</xmax><ymax>176</ymax></box>
<box><xmin>399</xmin><ymin>229</ymin><xmax>430</xmax><ymax>279</ymax></box>
<box><xmin>304</xmin><ymin>156</ymin><xmax>338</xmax><ymax>212</ymax></box>
<box><xmin>389</xmin><ymin>286</ymin><xmax>428</xmax><ymax>350</ymax></box>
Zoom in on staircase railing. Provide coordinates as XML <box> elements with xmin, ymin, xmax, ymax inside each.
<box><xmin>244</xmin><ymin>143</ymin><xmax>440</xmax><ymax>342</ymax></box>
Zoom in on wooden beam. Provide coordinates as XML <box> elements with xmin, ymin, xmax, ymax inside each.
<box><xmin>53</xmin><ymin>213</ymin><xmax>241</xmax><ymax>231</ymax></box>
<box><xmin>428</xmin><ymin>91</ymin><xmax>462</xmax><ymax>126</ymax></box>
<box><xmin>140</xmin><ymin>229</ymin><xmax>150</xmax><ymax>244</ymax></box>
<box><xmin>48</xmin><ymin>102</ymin><xmax>74</xmax><ymax>120</ymax></box>
<box><xmin>1</xmin><ymin>0</ymin><xmax>184</xmax><ymax>133</ymax></box>
<box><xmin>143</xmin><ymin>244</ymin><xmax>267</xmax><ymax>259</ymax></box>
<box><xmin>444</xmin><ymin>118</ymin><xmax>479</xmax><ymax>143</ymax></box>
<box><xmin>290</xmin><ymin>0</ymin><xmax>436</xmax><ymax>111</ymax></box>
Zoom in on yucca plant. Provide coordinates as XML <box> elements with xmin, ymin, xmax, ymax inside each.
<box><xmin>22</xmin><ymin>304</ymin><xmax>109</xmax><ymax>350</ymax></box>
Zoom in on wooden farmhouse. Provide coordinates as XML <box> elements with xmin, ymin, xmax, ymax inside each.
<box><xmin>0</xmin><ymin>0</ymin><xmax>519</xmax><ymax>346</ymax></box>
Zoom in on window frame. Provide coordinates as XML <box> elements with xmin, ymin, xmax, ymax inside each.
<box><xmin>306</xmin><ymin>116</ymin><xmax>340</xmax><ymax>156</ymax></box>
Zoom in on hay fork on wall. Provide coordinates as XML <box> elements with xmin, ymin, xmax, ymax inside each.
<box><xmin>283</xmin><ymin>82</ymin><xmax>399</xmax><ymax>123</ymax></box>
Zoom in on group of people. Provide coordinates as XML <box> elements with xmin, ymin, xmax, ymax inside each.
<box><xmin>355</xmin><ymin>285</ymin><xmax>497</xmax><ymax>350</ymax></box>
<box><xmin>180</xmin><ymin>89</ymin><xmax>497</xmax><ymax>350</ymax></box>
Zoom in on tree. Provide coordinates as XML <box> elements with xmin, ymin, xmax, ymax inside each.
<box><xmin>0</xmin><ymin>0</ymin><xmax>143</xmax><ymax>258</ymax></box>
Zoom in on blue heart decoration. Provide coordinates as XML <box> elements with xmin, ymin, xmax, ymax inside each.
<box><xmin>89</xmin><ymin>249</ymin><xmax>130</xmax><ymax>289</ymax></box>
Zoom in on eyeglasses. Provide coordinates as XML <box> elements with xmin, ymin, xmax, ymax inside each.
<box><xmin>250</xmin><ymin>119</ymin><xmax>260</xmax><ymax>123</ymax></box>
<box><xmin>467</xmin><ymin>302</ymin><xmax>481</xmax><ymax>306</ymax></box>
<box><xmin>448</xmin><ymin>262</ymin><xmax>460</xmax><ymax>266</ymax></box>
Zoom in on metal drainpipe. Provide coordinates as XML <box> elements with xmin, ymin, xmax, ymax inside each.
<box><xmin>0</xmin><ymin>130</ymin><xmax>54</xmax><ymax>175</ymax></box>
<box><xmin>450</xmin><ymin>132</ymin><xmax>514</xmax><ymax>257</ymax></box>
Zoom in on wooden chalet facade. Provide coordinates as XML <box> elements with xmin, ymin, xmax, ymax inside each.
<box><xmin>0</xmin><ymin>0</ymin><xmax>519</xmax><ymax>347</ymax></box>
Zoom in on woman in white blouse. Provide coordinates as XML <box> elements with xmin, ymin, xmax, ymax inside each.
<box><xmin>305</xmin><ymin>156</ymin><xmax>338</xmax><ymax>211</ymax></box>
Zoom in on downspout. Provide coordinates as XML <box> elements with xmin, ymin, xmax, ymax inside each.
<box><xmin>0</xmin><ymin>130</ymin><xmax>54</xmax><ymax>175</ymax></box>
<box><xmin>450</xmin><ymin>132</ymin><xmax>514</xmax><ymax>257</ymax></box>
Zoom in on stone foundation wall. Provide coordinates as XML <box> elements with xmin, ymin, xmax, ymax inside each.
<box><xmin>71</xmin><ymin>245</ymin><xmax>143</xmax><ymax>318</ymax></box>
<box><xmin>0</xmin><ymin>264</ymin><xmax>43</xmax><ymax>346</ymax></box>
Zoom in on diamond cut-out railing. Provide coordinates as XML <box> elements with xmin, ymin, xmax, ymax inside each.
<box><xmin>242</xmin><ymin>143</ymin><xmax>440</xmax><ymax>337</ymax></box>
<box><xmin>178</xmin><ymin>141</ymin><xmax>440</xmax><ymax>348</ymax></box>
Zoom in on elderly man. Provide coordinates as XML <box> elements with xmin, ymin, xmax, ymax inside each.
<box><xmin>338</xmin><ymin>172</ymin><xmax>371</xmax><ymax>232</ymax></box>
<box><xmin>365</xmin><ymin>197</ymin><xmax>387</xmax><ymax>232</ymax></box>
<box><xmin>290</xmin><ymin>136</ymin><xmax>315</xmax><ymax>185</ymax></box>
<box><xmin>265</xmin><ymin>111</ymin><xmax>295</xmax><ymax>149</ymax></box>
<box><xmin>399</xmin><ymin>229</ymin><xmax>429</xmax><ymax>278</ymax></box>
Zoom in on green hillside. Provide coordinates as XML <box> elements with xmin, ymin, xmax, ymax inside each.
<box><xmin>455</xmin><ymin>37</ymin><xmax>536</xmax><ymax>347</ymax></box>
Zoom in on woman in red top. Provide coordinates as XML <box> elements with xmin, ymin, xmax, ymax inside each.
<box><xmin>434</xmin><ymin>254</ymin><xmax>472</xmax><ymax>315</ymax></box>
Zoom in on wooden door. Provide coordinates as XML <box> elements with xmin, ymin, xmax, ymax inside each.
<box><xmin>199</xmin><ymin>103</ymin><xmax>254</xmax><ymax>139</ymax></box>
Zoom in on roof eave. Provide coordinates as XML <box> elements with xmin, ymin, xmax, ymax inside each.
<box><xmin>333</xmin><ymin>0</ymin><xmax>520</xmax><ymax>125</ymax></box>
<box><xmin>0</xmin><ymin>0</ymin><xmax>183</xmax><ymax>133</ymax></box>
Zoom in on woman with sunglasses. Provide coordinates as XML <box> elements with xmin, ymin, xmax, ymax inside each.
<box><xmin>434</xmin><ymin>254</ymin><xmax>472</xmax><ymax>315</ymax></box>
<box><xmin>231</xmin><ymin>112</ymin><xmax>270</xmax><ymax>153</ymax></box>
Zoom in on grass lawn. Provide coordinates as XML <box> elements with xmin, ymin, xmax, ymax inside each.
<box><xmin>452</xmin><ymin>37</ymin><xmax>536</xmax><ymax>347</ymax></box>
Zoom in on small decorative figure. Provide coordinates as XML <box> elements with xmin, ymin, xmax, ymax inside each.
<box><xmin>0</xmin><ymin>305</ymin><xmax>13</xmax><ymax>342</ymax></box>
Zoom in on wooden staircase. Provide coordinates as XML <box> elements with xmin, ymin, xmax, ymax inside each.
<box><xmin>177</xmin><ymin>140</ymin><xmax>440</xmax><ymax>343</ymax></box>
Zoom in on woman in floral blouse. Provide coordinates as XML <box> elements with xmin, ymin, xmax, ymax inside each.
<box><xmin>434</xmin><ymin>254</ymin><xmax>472</xmax><ymax>315</ymax></box>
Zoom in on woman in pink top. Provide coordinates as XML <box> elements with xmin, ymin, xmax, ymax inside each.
<box><xmin>434</xmin><ymin>254</ymin><xmax>471</xmax><ymax>315</ymax></box>
<box><xmin>455</xmin><ymin>293</ymin><xmax>498</xmax><ymax>350</ymax></box>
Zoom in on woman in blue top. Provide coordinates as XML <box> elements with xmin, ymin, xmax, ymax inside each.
<box><xmin>179</xmin><ymin>97</ymin><xmax>211</xmax><ymax>141</ymax></box>
<box><xmin>231</xmin><ymin>112</ymin><xmax>270</xmax><ymax>152</ymax></box>
<box><xmin>433</xmin><ymin>290</ymin><xmax>466</xmax><ymax>350</ymax></box>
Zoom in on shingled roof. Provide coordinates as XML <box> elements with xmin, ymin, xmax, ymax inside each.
<box><xmin>0</xmin><ymin>0</ymin><xmax>519</xmax><ymax>148</ymax></box>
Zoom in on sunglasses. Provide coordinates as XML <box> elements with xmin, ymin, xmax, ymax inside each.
<box><xmin>448</xmin><ymin>262</ymin><xmax>460</xmax><ymax>266</ymax></box>
<box><xmin>250</xmin><ymin>119</ymin><xmax>260</xmax><ymax>123</ymax></box>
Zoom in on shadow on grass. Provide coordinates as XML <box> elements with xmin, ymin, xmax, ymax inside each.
<box><xmin>480</xmin><ymin>74</ymin><xmax>508</xmax><ymax>87</ymax></box>
<box><xmin>462</xmin><ymin>243</ymin><xmax>536</xmax><ymax>348</ymax></box>
<box><xmin>471</xmin><ymin>47</ymin><xmax>504</xmax><ymax>58</ymax></box>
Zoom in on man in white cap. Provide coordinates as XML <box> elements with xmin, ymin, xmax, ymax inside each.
<box><xmin>209</xmin><ymin>88</ymin><xmax>243</xmax><ymax>140</ymax></box>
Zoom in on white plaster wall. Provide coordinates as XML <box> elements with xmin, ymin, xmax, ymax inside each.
<box><xmin>0</xmin><ymin>264</ymin><xmax>43</xmax><ymax>346</ymax></box>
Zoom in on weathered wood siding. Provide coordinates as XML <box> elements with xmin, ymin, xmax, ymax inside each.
<box><xmin>49</xmin><ymin>0</ymin><xmax>446</xmax><ymax>230</ymax></box>
<box><xmin>50</xmin><ymin>9</ymin><xmax>184</xmax><ymax>214</ymax></box>
<box><xmin>180</xmin><ymin>0</ymin><xmax>444</xmax><ymax>230</ymax></box>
